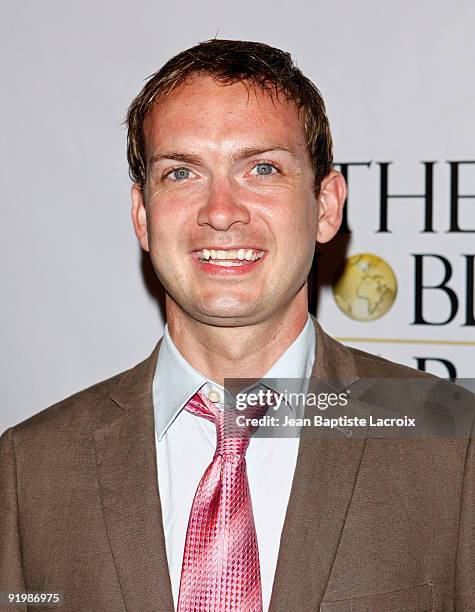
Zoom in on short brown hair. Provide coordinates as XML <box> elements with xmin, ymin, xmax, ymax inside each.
<box><xmin>125</xmin><ymin>39</ymin><xmax>333</xmax><ymax>192</ymax></box>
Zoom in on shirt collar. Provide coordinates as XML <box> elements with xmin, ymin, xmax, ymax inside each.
<box><xmin>153</xmin><ymin>313</ymin><xmax>316</xmax><ymax>441</ymax></box>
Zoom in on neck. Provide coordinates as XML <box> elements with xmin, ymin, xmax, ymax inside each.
<box><xmin>165</xmin><ymin>287</ymin><xmax>309</xmax><ymax>386</ymax></box>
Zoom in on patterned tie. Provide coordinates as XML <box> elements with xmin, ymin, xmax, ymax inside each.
<box><xmin>177</xmin><ymin>389</ymin><xmax>267</xmax><ymax>612</ymax></box>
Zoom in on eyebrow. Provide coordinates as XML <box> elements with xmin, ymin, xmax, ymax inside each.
<box><xmin>149</xmin><ymin>144</ymin><xmax>299</xmax><ymax>168</ymax></box>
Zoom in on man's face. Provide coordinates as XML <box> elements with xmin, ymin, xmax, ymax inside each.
<box><xmin>132</xmin><ymin>74</ymin><xmax>341</xmax><ymax>327</ymax></box>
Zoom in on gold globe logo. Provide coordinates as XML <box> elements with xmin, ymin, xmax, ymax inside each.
<box><xmin>332</xmin><ymin>253</ymin><xmax>397</xmax><ymax>321</ymax></box>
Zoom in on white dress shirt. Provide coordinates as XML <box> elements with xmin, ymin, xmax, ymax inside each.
<box><xmin>153</xmin><ymin>314</ymin><xmax>316</xmax><ymax>611</ymax></box>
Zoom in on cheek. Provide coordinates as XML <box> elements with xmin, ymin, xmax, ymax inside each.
<box><xmin>272</xmin><ymin>196</ymin><xmax>317</xmax><ymax>266</ymax></box>
<box><xmin>258</xmin><ymin>189</ymin><xmax>316</xmax><ymax>234</ymax></box>
<box><xmin>146</xmin><ymin>194</ymin><xmax>190</xmax><ymax>241</ymax></box>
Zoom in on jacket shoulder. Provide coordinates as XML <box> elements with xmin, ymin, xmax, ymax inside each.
<box><xmin>344</xmin><ymin>344</ymin><xmax>475</xmax><ymax>434</ymax></box>
<box><xmin>311</xmin><ymin>315</ymin><xmax>437</xmax><ymax>382</ymax></box>
<box><xmin>346</xmin><ymin>344</ymin><xmax>436</xmax><ymax>380</ymax></box>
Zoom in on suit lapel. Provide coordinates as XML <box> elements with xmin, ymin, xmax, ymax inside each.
<box><xmin>269</xmin><ymin>317</ymin><xmax>369</xmax><ymax>611</ymax></box>
<box><xmin>94</xmin><ymin>339</ymin><xmax>175</xmax><ymax>612</ymax></box>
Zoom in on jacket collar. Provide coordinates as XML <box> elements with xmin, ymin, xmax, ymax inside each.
<box><xmin>311</xmin><ymin>314</ymin><xmax>359</xmax><ymax>389</ymax></box>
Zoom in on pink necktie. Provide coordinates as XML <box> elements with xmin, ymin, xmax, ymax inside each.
<box><xmin>177</xmin><ymin>389</ymin><xmax>264</xmax><ymax>612</ymax></box>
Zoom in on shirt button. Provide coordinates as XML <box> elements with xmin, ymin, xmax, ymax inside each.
<box><xmin>207</xmin><ymin>389</ymin><xmax>221</xmax><ymax>403</ymax></box>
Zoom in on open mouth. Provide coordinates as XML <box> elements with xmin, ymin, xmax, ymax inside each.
<box><xmin>195</xmin><ymin>248</ymin><xmax>265</xmax><ymax>267</ymax></box>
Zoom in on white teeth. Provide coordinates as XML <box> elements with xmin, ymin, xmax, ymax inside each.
<box><xmin>196</xmin><ymin>248</ymin><xmax>265</xmax><ymax>263</ymax></box>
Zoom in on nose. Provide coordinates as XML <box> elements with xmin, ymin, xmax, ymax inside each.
<box><xmin>197</xmin><ymin>177</ymin><xmax>250</xmax><ymax>231</ymax></box>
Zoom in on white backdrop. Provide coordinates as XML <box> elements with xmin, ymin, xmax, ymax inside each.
<box><xmin>1</xmin><ymin>0</ymin><xmax>474</xmax><ymax>434</ymax></box>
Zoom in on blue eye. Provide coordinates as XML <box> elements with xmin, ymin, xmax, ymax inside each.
<box><xmin>252</xmin><ymin>163</ymin><xmax>277</xmax><ymax>176</ymax></box>
<box><xmin>170</xmin><ymin>167</ymin><xmax>190</xmax><ymax>180</ymax></box>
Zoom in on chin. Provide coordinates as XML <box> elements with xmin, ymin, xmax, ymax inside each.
<box><xmin>197</xmin><ymin>294</ymin><xmax>256</xmax><ymax>313</ymax></box>
<box><xmin>189</xmin><ymin>302</ymin><xmax>263</xmax><ymax>326</ymax></box>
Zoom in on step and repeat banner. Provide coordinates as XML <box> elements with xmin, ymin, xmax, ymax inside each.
<box><xmin>314</xmin><ymin>158</ymin><xmax>475</xmax><ymax>379</ymax></box>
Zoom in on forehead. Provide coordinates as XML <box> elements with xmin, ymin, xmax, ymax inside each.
<box><xmin>142</xmin><ymin>74</ymin><xmax>308</xmax><ymax>156</ymax></box>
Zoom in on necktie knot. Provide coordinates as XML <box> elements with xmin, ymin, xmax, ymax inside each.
<box><xmin>184</xmin><ymin>390</ymin><xmax>269</xmax><ymax>456</ymax></box>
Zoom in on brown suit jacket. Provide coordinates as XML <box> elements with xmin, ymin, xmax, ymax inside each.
<box><xmin>1</xmin><ymin>317</ymin><xmax>474</xmax><ymax>611</ymax></box>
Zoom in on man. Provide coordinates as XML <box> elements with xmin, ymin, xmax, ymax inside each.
<box><xmin>0</xmin><ymin>39</ymin><xmax>473</xmax><ymax>612</ymax></box>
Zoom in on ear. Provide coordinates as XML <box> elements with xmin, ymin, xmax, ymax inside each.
<box><xmin>131</xmin><ymin>183</ymin><xmax>150</xmax><ymax>252</ymax></box>
<box><xmin>316</xmin><ymin>170</ymin><xmax>347</xmax><ymax>244</ymax></box>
